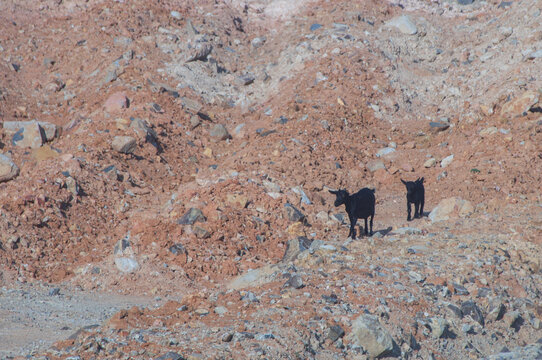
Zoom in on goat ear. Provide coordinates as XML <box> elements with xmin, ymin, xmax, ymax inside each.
<box><xmin>329</xmin><ymin>189</ymin><xmax>337</xmax><ymax>194</ymax></box>
<box><xmin>420</xmin><ymin>177</ymin><xmax>424</xmax><ymax>183</ymax></box>
<box><xmin>401</xmin><ymin>179</ymin><xmax>407</xmax><ymax>185</ymax></box>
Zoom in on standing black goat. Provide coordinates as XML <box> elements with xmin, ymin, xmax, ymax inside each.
<box><xmin>329</xmin><ymin>188</ymin><xmax>375</xmax><ymax>239</ymax></box>
<box><xmin>401</xmin><ymin>177</ymin><xmax>425</xmax><ymax>221</ymax></box>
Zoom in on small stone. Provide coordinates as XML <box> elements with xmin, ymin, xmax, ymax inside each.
<box><xmin>284</xmin><ymin>274</ymin><xmax>304</xmax><ymax>289</ymax></box>
<box><xmin>441</xmin><ymin>154</ymin><xmax>454</xmax><ymax>168</ymax></box>
<box><xmin>504</xmin><ymin>311</ymin><xmax>521</xmax><ymax>329</ymax></box>
<box><xmin>65</xmin><ymin>176</ymin><xmax>80</xmax><ymax>196</ymax></box>
<box><xmin>366</xmin><ymin>160</ymin><xmax>386</xmax><ymax>172</ymax></box>
<box><xmin>114</xmin><ymin>238</ymin><xmax>131</xmax><ymax>255</ymax></box>
<box><xmin>104</xmin><ymin>92</ymin><xmax>129</xmax><ymax>112</ymax></box>
<box><xmin>177</xmin><ymin>208</ymin><xmax>206</xmax><ymax>225</ymax></box>
<box><xmin>115</xmin><ymin>257</ymin><xmax>139</xmax><ymax>273</ymax></box>
<box><xmin>194</xmin><ymin>308</ymin><xmax>209</xmax><ymax>316</ymax></box>
<box><xmin>346</xmin><ymin>314</ymin><xmax>394</xmax><ymax>358</ymax></box>
<box><xmin>237</xmin><ymin>73</ymin><xmax>255</xmax><ymax>86</ymax></box>
<box><xmin>282</xmin><ymin>236</ymin><xmax>312</xmax><ymax>263</ymax></box>
<box><xmin>190</xmin><ymin>115</ymin><xmax>201</xmax><ymax>129</ymax></box>
<box><xmin>424</xmin><ymin>158</ymin><xmax>436</xmax><ymax>168</ymax></box>
<box><xmin>429</xmin><ymin>121</ymin><xmax>450</xmax><ymax>132</ymax></box>
<box><xmin>501</xmin><ymin>91</ymin><xmax>539</xmax><ymax>118</ymax></box>
<box><xmin>49</xmin><ymin>288</ymin><xmax>60</xmax><ymax>296</ymax></box>
<box><xmin>310</xmin><ymin>23</ymin><xmax>322</xmax><ymax>31</ymax></box>
<box><xmin>376</xmin><ymin>147</ymin><xmax>396</xmax><ymax>158</ymax></box>
<box><xmin>170</xmin><ymin>11</ymin><xmax>182</xmax><ymax>20</ymax></box>
<box><xmin>169</xmin><ymin>243</ymin><xmax>187</xmax><ymax>256</ymax></box>
<box><xmin>284</xmin><ymin>203</ymin><xmax>305</xmax><ymax>222</ymax></box>
<box><xmin>480</xmin><ymin>127</ymin><xmax>498</xmax><ymax>137</ymax></box>
<box><xmin>185</xmin><ymin>43</ymin><xmax>212</xmax><ymax>63</ymax></box>
<box><xmin>209</xmin><ymin>124</ymin><xmax>231</xmax><ymax>141</ymax></box>
<box><xmin>221</xmin><ymin>332</ymin><xmax>234</xmax><ymax>342</ymax></box>
<box><xmin>457</xmin><ymin>0</ymin><xmax>474</xmax><ymax>5</ymax></box>
<box><xmin>111</xmin><ymin>136</ymin><xmax>137</xmax><ymax>154</ymax></box>
<box><xmin>429</xmin><ymin>317</ymin><xmax>449</xmax><ymax>338</ymax></box>
<box><xmin>193</xmin><ymin>226</ymin><xmax>211</xmax><ymax>239</ymax></box>
<box><xmin>327</xmin><ymin>325</ymin><xmax>345</xmax><ymax>343</ymax></box>
<box><xmin>156</xmin><ymin>352</ymin><xmax>184</xmax><ymax>360</ymax></box>
<box><xmin>461</xmin><ymin>300</ymin><xmax>485</xmax><ymax>326</ymax></box>
<box><xmin>527</xmin><ymin>49</ymin><xmax>542</xmax><ymax>59</ymax></box>
<box><xmin>0</xmin><ymin>154</ymin><xmax>20</xmax><ymax>183</ymax></box>
<box><xmin>214</xmin><ymin>306</ymin><xmax>228</xmax><ymax>315</ymax></box>
<box><xmin>251</xmin><ymin>36</ymin><xmax>266</xmax><ymax>48</ymax></box>
<box><xmin>387</xmin><ymin>15</ymin><xmax>418</xmax><ymax>35</ymax></box>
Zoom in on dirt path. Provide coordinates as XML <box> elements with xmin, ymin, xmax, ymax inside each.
<box><xmin>0</xmin><ymin>282</ymin><xmax>154</xmax><ymax>358</ymax></box>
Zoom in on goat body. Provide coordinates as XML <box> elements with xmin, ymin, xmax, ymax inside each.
<box><xmin>401</xmin><ymin>177</ymin><xmax>425</xmax><ymax>221</ymax></box>
<box><xmin>329</xmin><ymin>188</ymin><xmax>375</xmax><ymax>238</ymax></box>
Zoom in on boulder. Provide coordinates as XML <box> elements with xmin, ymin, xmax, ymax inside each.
<box><xmin>429</xmin><ymin>197</ymin><xmax>474</xmax><ymax>222</ymax></box>
<box><xmin>111</xmin><ymin>136</ymin><xmax>137</xmax><ymax>154</ymax></box>
<box><xmin>346</xmin><ymin>314</ymin><xmax>395</xmax><ymax>358</ymax></box>
<box><xmin>501</xmin><ymin>91</ymin><xmax>539</xmax><ymax>118</ymax></box>
<box><xmin>0</xmin><ymin>154</ymin><xmax>19</xmax><ymax>182</ymax></box>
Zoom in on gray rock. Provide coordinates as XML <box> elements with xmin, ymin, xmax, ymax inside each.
<box><xmin>366</xmin><ymin>160</ymin><xmax>386</xmax><ymax>172</ymax></box>
<box><xmin>170</xmin><ymin>11</ymin><xmax>182</xmax><ymax>20</ymax></box>
<box><xmin>48</xmin><ymin>288</ymin><xmax>60</xmax><ymax>296</ymax></box>
<box><xmin>429</xmin><ymin>197</ymin><xmax>474</xmax><ymax>222</ymax></box>
<box><xmin>429</xmin><ymin>121</ymin><xmax>450</xmax><ymax>132</ymax></box>
<box><xmin>9</xmin><ymin>121</ymin><xmax>45</xmax><ymax>149</ymax></box>
<box><xmin>130</xmin><ymin>118</ymin><xmax>158</xmax><ymax>145</ymax></box>
<box><xmin>251</xmin><ymin>37</ymin><xmax>266</xmax><ymax>48</ymax></box>
<box><xmin>214</xmin><ymin>306</ymin><xmax>228</xmax><ymax>315</ymax></box>
<box><xmin>177</xmin><ymin>208</ymin><xmax>206</xmax><ymax>225</ymax></box>
<box><xmin>327</xmin><ymin>325</ymin><xmax>345</xmax><ymax>342</ymax></box>
<box><xmin>504</xmin><ymin>311</ymin><xmax>521</xmax><ymax>329</ymax></box>
<box><xmin>111</xmin><ymin>136</ymin><xmax>137</xmax><ymax>154</ymax></box>
<box><xmin>185</xmin><ymin>43</ymin><xmax>212</xmax><ymax>63</ymax></box>
<box><xmin>284</xmin><ymin>203</ymin><xmax>305</xmax><ymax>222</ymax></box>
<box><xmin>387</xmin><ymin>15</ymin><xmax>418</xmax><ymax>35</ymax></box>
<box><xmin>394</xmin><ymin>227</ymin><xmax>421</xmax><ymax>235</ymax></box>
<box><xmin>282</xmin><ymin>236</ymin><xmax>313</xmax><ymax>263</ymax></box>
<box><xmin>483</xmin><ymin>343</ymin><xmax>542</xmax><ymax>360</ymax></box>
<box><xmin>209</xmin><ymin>124</ymin><xmax>231</xmax><ymax>141</ymax></box>
<box><xmin>227</xmin><ymin>264</ymin><xmax>279</xmax><ymax>290</ymax></box>
<box><xmin>487</xmin><ymin>300</ymin><xmax>506</xmax><ymax>322</ymax></box>
<box><xmin>457</xmin><ymin>0</ymin><xmax>474</xmax><ymax>5</ymax></box>
<box><xmin>65</xmin><ymin>176</ymin><xmax>80</xmax><ymax>196</ymax></box>
<box><xmin>428</xmin><ymin>317</ymin><xmax>449</xmax><ymax>338</ymax></box>
<box><xmin>114</xmin><ymin>238</ymin><xmax>131</xmax><ymax>255</ymax></box>
<box><xmin>291</xmin><ymin>186</ymin><xmax>312</xmax><ymax>205</ymax></box>
<box><xmin>156</xmin><ymin>352</ymin><xmax>184</xmax><ymax>360</ymax></box>
<box><xmin>452</xmin><ymin>283</ymin><xmax>470</xmax><ymax>296</ymax></box>
<box><xmin>310</xmin><ymin>23</ymin><xmax>322</xmax><ymax>31</ymax></box>
<box><xmin>527</xmin><ymin>49</ymin><xmax>542</xmax><ymax>59</ymax></box>
<box><xmin>237</xmin><ymin>73</ymin><xmax>255</xmax><ymax>86</ymax></box>
<box><xmin>461</xmin><ymin>300</ymin><xmax>485</xmax><ymax>326</ymax></box>
<box><xmin>376</xmin><ymin>147</ymin><xmax>396</xmax><ymax>158</ymax></box>
<box><xmin>441</xmin><ymin>154</ymin><xmax>454</xmax><ymax>168</ymax></box>
<box><xmin>180</xmin><ymin>97</ymin><xmax>203</xmax><ymax>113</ymax></box>
<box><xmin>4</xmin><ymin>120</ymin><xmax>58</xmax><ymax>143</ymax></box>
<box><xmin>347</xmin><ymin>314</ymin><xmax>394</xmax><ymax>358</ymax></box>
<box><xmin>0</xmin><ymin>154</ymin><xmax>20</xmax><ymax>183</ymax></box>
<box><xmin>115</xmin><ymin>257</ymin><xmax>139</xmax><ymax>273</ymax></box>
<box><xmin>284</xmin><ymin>274</ymin><xmax>304</xmax><ymax>289</ymax></box>
<box><xmin>169</xmin><ymin>243</ymin><xmax>187</xmax><ymax>256</ymax></box>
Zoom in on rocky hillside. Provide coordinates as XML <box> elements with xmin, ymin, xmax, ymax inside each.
<box><xmin>0</xmin><ymin>0</ymin><xmax>541</xmax><ymax>359</ymax></box>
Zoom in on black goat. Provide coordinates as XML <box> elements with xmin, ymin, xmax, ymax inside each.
<box><xmin>329</xmin><ymin>188</ymin><xmax>375</xmax><ymax>238</ymax></box>
<box><xmin>401</xmin><ymin>177</ymin><xmax>425</xmax><ymax>221</ymax></box>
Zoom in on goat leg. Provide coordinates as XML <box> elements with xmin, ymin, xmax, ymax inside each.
<box><xmin>348</xmin><ymin>215</ymin><xmax>357</xmax><ymax>239</ymax></box>
<box><xmin>369</xmin><ymin>214</ymin><xmax>373</xmax><ymax>235</ymax></box>
<box><xmin>414</xmin><ymin>202</ymin><xmax>420</xmax><ymax>219</ymax></box>
<box><xmin>406</xmin><ymin>201</ymin><xmax>412</xmax><ymax>221</ymax></box>
<box><xmin>364</xmin><ymin>217</ymin><xmax>369</xmax><ymax>236</ymax></box>
<box><xmin>420</xmin><ymin>199</ymin><xmax>424</xmax><ymax>217</ymax></box>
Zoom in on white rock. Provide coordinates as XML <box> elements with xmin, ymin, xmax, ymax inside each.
<box><xmin>115</xmin><ymin>257</ymin><xmax>139</xmax><ymax>273</ymax></box>
<box><xmin>387</xmin><ymin>15</ymin><xmax>418</xmax><ymax>35</ymax></box>
<box><xmin>441</xmin><ymin>154</ymin><xmax>454</xmax><ymax>168</ymax></box>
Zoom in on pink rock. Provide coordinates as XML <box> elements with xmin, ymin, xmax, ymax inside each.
<box><xmin>104</xmin><ymin>92</ymin><xmax>129</xmax><ymax>112</ymax></box>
